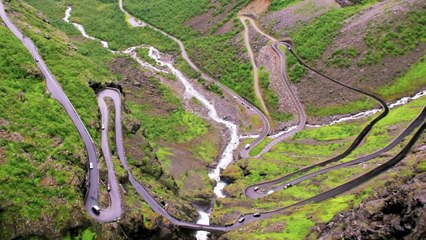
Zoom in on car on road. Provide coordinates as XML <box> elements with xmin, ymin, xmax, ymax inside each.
<box><xmin>89</xmin><ymin>162</ymin><xmax>93</xmax><ymax>169</ymax></box>
<box><xmin>254</xmin><ymin>186</ymin><xmax>259</xmax><ymax>192</ymax></box>
<box><xmin>238</xmin><ymin>217</ymin><xmax>245</xmax><ymax>223</ymax></box>
<box><xmin>285</xmin><ymin>183</ymin><xmax>292</xmax><ymax>188</ymax></box>
<box><xmin>107</xmin><ymin>183</ymin><xmax>111</xmax><ymax>192</ymax></box>
<box><xmin>101</xmin><ymin>123</ymin><xmax>105</xmax><ymax>130</ymax></box>
<box><xmin>244</xmin><ymin>144</ymin><xmax>250</xmax><ymax>150</ymax></box>
<box><xmin>34</xmin><ymin>58</ymin><xmax>39</xmax><ymax>62</ymax></box>
<box><xmin>267</xmin><ymin>190</ymin><xmax>274</xmax><ymax>195</ymax></box>
<box><xmin>92</xmin><ymin>205</ymin><xmax>100</xmax><ymax>215</ymax></box>
<box><xmin>253</xmin><ymin>212</ymin><xmax>261</xmax><ymax>217</ymax></box>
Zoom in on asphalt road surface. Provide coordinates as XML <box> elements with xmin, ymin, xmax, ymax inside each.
<box><xmin>0</xmin><ymin>1</ymin><xmax>121</xmax><ymax>222</ymax></box>
<box><xmin>2</xmin><ymin>0</ymin><xmax>425</xmax><ymax>232</ymax></box>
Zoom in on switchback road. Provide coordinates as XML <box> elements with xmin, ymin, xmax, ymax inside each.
<box><xmin>2</xmin><ymin>0</ymin><xmax>425</xmax><ymax>233</ymax></box>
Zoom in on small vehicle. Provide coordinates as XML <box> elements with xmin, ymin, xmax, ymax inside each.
<box><xmin>107</xmin><ymin>183</ymin><xmax>111</xmax><ymax>192</ymax></box>
<box><xmin>267</xmin><ymin>190</ymin><xmax>274</xmax><ymax>195</ymax></box>
<box><xmin>92</xmin><ymin>205</ymin><xmax>100</xmax><ymax>215</ymax></box>
<box><xmin>89</xmin><ymin>162</ymin><xmax>93</xmax><ymax>169</ymax></box>
<box><xmin>244</xmin><ymin>144</ymin><xmax>250</xmax><ymax>150</ymax></box>
<box><xmin>101</xmin><ymin>123</ymin><xmax>105</xmax><ymax>130</ymax></box>
<box><xmin>254</xmin><ymin>186</ymin><xmax>259</xmax><ymax>192</ymax></box>
<box><xmin>237</xmin><ymin>217</ymin><xmax>245</xmax><ymax>223</ymax></box>
<box><xmin>34</xmin><ymin>58</ymin><xmax>39</xmax><ymax>62</ymax></box>
<box><xmin>253</xmin><ymin>212</ymin><xmax>261</xmax><ymax>217</ymax></box>
<box><xmin>286</xmin><ymin>183</ymin><xmax>293</xmax><ymax>188</ymax></box>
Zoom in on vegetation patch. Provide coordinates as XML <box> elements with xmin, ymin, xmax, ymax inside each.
<box><xmin>268</xmin><ymin>0</ymin><xmax>302</xmax><ymax>12</ymax></box>
<box><xmin>358</xmin><ymin>11</ymin><xmax>425</xmax><ymax>67</ymax></box>
<box><xmin>25</xmin><ymin>0</ymin><xmax>177</xmax><ymax>52</ymax></box>
<box><xmin>377</xmin><ymin>55</ymin><xmax>426</xmax><ymax>100</ymax></box>
<box><xmin>259</xmin><ymin>67</ymin><xmax>293</xmax><ymax>122</ymax></box>
<box><xmin>287</xmin><ymin>1</ymin><xmax>374</xmax><ymax>83</ymax></box>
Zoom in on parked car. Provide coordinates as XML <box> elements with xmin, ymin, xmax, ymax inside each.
<box><xmin>238</xmin><ymin>217</ymin><xmax>245</xmax><ymax>223</ymax></box>
<box><xmin>253</xmin><ymin>212</ymin><xmax>261</xmax><ymax>217</ymax></box>
<box><xmin>267</xmin><ymin>190</ymin><xmax>274</xmax><ymax>195</ymax></box>
<box><xmin>244</xmin><ymin>144</ymin><xmax>250</xmax><ymax>150</ymax></box>
<box><xmin>254</xmin><ymin>186</ymin><xmax>259</xmax><ymax>192</ymax></box>
<box><xmin>107</xmin><ymin>183</ymin><xmax>111</xmax><ymax>192</ymax></box>
<box><xmin>92</xmin><ymin>205</ymin><xmax>100</xmax><ymax>215</ymax></box>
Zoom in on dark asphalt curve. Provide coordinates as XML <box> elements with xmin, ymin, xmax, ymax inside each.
<box><xmin>3</xmin><ymin>0</ymin><xmax>425</xmax><ymax>232</ymax></box>
<box><xmin>247</xmin><ymin>107</ymin><xmax>426</xmax><ymax>199</ymax></box>
<box><xmin>0</xmin><ymin>1</ymin><xmax>122</xmax><ymax>222</ymax></box>
<box><xmin>245</xmin><ymin>41</ymin><xmax>390</xmax><ymax>198</ymax></box>
<box><xmin>247</xmin><ymin>42</ymin><xmax>308</xmax><ymax>158</ymax></box>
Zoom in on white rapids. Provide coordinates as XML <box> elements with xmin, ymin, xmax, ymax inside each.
<box><xmin>307</xmin><ymin>90</ymin><xmax>426</xmax><ymax>128</ymax></box>
<box><xmin>62</xmin><ymin>5</ymin><xmax>425</xmax><ymax>239</ymax></box>
<box><xmin>195</xmin><ymin>210</ymin><xmax>210</xmax><ymax>240</ymax></box>
<box><xmin>148</xmin><ymin>47</ymin><xmax>239</xmax><ymax>240</ymax></box>
<box><xmin>147</xmin><ymin>47</ymin><xmax>239</xmax><ymax>197</ymax></box>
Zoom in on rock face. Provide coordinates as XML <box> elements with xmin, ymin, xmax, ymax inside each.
<box><xmin>315</xmin><ymin>173</ymin><xmax>426</xmax><ymax>240</ymax></box>
<box><xmin>336</xmin><ymin>0</ymin><xmax>362</xmax><ymax>6</ymax></box>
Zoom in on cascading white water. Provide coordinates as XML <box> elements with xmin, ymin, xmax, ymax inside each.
<box><xmin>195</xmin><ymin>210</ymin><xmax>210</xmax><ymax>239</ymax></box>
<box><xmin>63</xmin><ymin>6</ymin><xmax>426</xmax><ymax>239</ymax></box>
<box><xmin>148</xmin><ymin>47</ymin><xmax>239</xmax><ymax>196</ymax></box>
<box><xmin>147</xmin><ymin>47</ymin><xmax>239</xmax><ymax>239</ymax></box>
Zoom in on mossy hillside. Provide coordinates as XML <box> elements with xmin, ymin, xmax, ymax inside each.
<box><xmin>211</xmin><ymin>96</ymin><xmax>425</xmax><ymax>239</ymax></box>
<box><xmin>123</xmin><ymin>0</ymin><xmax>256</xmax><ymax>102</ymax></box>
<box><xmin>259</xmin><ymin>67</ymin><xmax>293</xmax><ymax>123</ymax></box>
<box><xmin>3</xmin><ymin>0</ymin><xmax>219</xmax><ymax>237</ymax></box>
<box><xmin>286</xmin><ymin>1</ymin><xmax>377</xmax><ymax>83</ymax></box>
<box><xmin>25</xmin><ymin>0</ymin><xmax>177</xmax><ymax>52</ymax></box>
<box><xmin>287</xmin><ymin>3</ymin><xmax>425</xmax><ymax>117</ymax></box>
<box><xmin>268</xmin><ymin>0</ymin><xmax>302</xmax><ymax>12</ymax></box>
<box><xmin>0</xmin><ymin>21</ymin><xmax>89</xmax><ymax>239</ymax></box>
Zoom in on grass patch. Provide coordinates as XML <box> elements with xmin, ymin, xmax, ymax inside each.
<box><xmin>377</xmin><ymin>55</ymin><xmax>426</xmax><ymax>100</ymax></box>
<box><xmin>0</xmin><ymin>4</ymin><xmax>95</xmax><ymax>237</ymax></box>
<box><xmin>307</xmin><ymin>97</ymin><xmax>375</xmax><ymax>117</ymax></box>
<box><xmin>259</xmin><ymin>67</ymin><xmax>293</xmax><ymax>122</ymax></box>
<box><xmin>358</xmin><ymin>10</ymin><xmax>425</xmax><ymax>66</ymax></box>
<box><xmin>287</xmin><ymin>2</ymin><xmax>374</xmax><ymax>83</ymax></box>
<box><xmin>25</xmin><ymin>0</ymin><xmax>177</xmax><ymax>52</ymax></box>
<box><xmin>192</xmin><ymin>140</ymin><xmax>219</xmax><ymax>165</ymax></box>
<box><xmin>268</xmin><ymin>0</ymin><xmax>302</xmax><ymax>11</ymax></box>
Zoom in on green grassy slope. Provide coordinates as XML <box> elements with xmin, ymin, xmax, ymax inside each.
<box><xmin>0</xmin><ymin>20</ymin><xmax>89</xmax><ymax>239</ymax></box>
<box><xmin>123</xmin><ymin>0</ymin><xmax>256</xmax><ymax>102</ymax></box>
<box><xmin>213</xmin><ymin>95</ymin><xmax>426</xmax><ymax>239</ymax></box>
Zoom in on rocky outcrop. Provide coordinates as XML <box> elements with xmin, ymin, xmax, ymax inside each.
<box><xmin>314</xmin><ymin>172</ymin><xmax>426</xmax><ymax>240</ymax></box>
<box><xmin>336</xmin><ymin>0</ymin><xmax>362</xmax><ymax>7</ymax></box>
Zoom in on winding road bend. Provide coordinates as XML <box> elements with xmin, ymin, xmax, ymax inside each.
<box><xmin>245</xmin><ymin>39</ymin><xmax>390</xmax><ymax>198</ymax></box>
<box><xmin>239</xmin><ymin>14</ymin><xmax>307</xmax><ymax>159</ymax></box>
<box><xmin>0</xmin><ymin>1</ymin><xmax>122</xmax><ymax>222</ymax></box>
<box><xmin>2</xmin><ymin>0</ymin><xmax>425</xmax><ymax>233</ymax></box>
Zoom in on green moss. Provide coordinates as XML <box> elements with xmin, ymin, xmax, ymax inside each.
<box><xmin>193</xmin><ymin>140</ymin><xmax>219</xmax><ymax>165</ymax></box>
<box><xmin>358</xmin><ymin>11</ymin><xmax>425</xmax><ymax>66</ymax></box>
<box><xmin>268</xmin><ymin>0</ymin><xmax>302</xmax><ymax>12</ymax></box>
<box><xmin>287</xmin><ymin>2</ymin><xmax>374</xmax><ymax>83</ymax></box>
<box><xmin>377</xmin><ymin>56</ymin><xmax>426</xmax><ymax>100</ymax></box>
<box><xmin>25</xmin><ymin>0</ymin><xmax>177</xmax><ymax>52</ymax></box>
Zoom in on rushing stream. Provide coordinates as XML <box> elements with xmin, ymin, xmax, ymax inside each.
<box><xmin>63</xmin><ymin>5</ymin><xmax>425</xmax><ymax>239</ymax></box>
<box><xmin>63</xmin><ymin>7</ymin><xmax>238</xmax><ymax>238</ymax></box>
